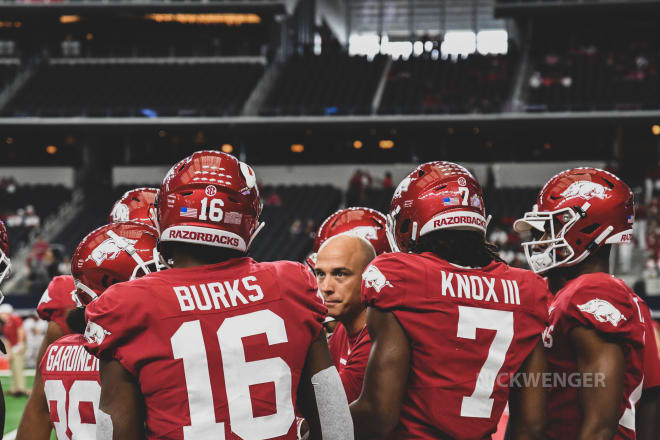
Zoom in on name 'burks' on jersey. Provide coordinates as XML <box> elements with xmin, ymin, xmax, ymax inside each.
<box><xmin>174</xmin><ymin>275</ymin><xmax>264</xmax><ymax>312</ymax></box>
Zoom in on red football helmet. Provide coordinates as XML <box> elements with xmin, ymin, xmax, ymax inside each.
<box><xmin>311</xmin><ymin>207</ymin><xmax>390</xmax><ymax>262</ymax></box>
<box><xmin>387</xmin><ymin>161</ymin><xmax>488</xmax><ymax>253</ymax></box>
<box><xmin>156</xmin><ymin>150</ymin><xmax>263</xmax><ymax>252</ymax></box>
<box><xmin>0</xmin><ymin>220</ymin><xmax>10</xmax><ymax>301</ymax></box>
<box><xmin>514</xmin><ymin>167</ymin><xmax>634</xmax><ymax>274</ymax></box>
<box><xmin>71</xmin><ymin>221</ymin><xmax>162</xmax><ymax>305</ymax></box>
<box><xmin>109</xmin><ymin>187</ymin><xmax>158</xmax><ymax>227</ymax></box>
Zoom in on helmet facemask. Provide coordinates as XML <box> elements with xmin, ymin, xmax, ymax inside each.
<box><xmin>518</xmin><ymin>205</ymin><xmax>580</xmax><ymax>274</ymax></box>
<box><xmin>0</xmin><ymin>249</ymin><xmax>10</xmax><ymax>304</ymax></box>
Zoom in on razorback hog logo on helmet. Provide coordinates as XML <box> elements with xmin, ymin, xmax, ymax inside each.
<box><xmin>362</xmin><ymin>265</ymin><xmax>393</xmax><ymax>293</ymax></box>
<box><xmin>393</xmin><ymin>176</ymin><xmax>414</xmax><ymax>199</ymax></box>
<box><xmin>560</xmin><ymin>181</ymin><xmax>610</xmax><ymax>201</ymax></box>
<box><xmin>109</xmin><ymin>203</ymin><xmax>130</xmax><ymax>222</ymax></box>
<box><xmin>84</xmin><ymin>321</ymin><xmax>112</xmax><ymax>345</ymax></box>
<box><xmin>346</xmin><ymin>226</ymin><xmax>379</xmax><ymax>241</ymax></box>
<box><xmin>87</xmin><ymin>237</ymin><xmax>137</xmax><ymax>267</ymax></box>
<box><xmin>577</xmin><ymin>299</ymin><xmax>627</xmax><ymax>327</ymax></box>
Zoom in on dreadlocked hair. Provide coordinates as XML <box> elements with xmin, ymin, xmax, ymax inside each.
<box><xmin>414</xmin><ymin>229</ymin><xmax>504</xmax><ymax>268</ymax></box>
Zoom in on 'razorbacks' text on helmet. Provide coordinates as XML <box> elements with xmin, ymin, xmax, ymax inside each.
<box><xmin>156</xmin><ymin>150</ymin><xmax>263</xmax><ymax>252</ymax></box>
<box><xmin>0</xmin><ymin>220</ymin><xmax>10</xmax><ymax>302</ymax></box>
<box><xmin>309</xmin><ymin>207</ymin><xmax>391</xmax><ymax>267</ymax></box>
<box><xmin>514</xmin><ymin>167</ymin><xmax>634</xmax><ymax>274</ymax></box>
<box><xmin>109</xmin><ymin>187</ymin><xmax>158</xmax><ymax>227</ymax></box>
<box><xmin>387</xmin><ymin>161</ymin><xmax>488</xmax><ymax>253</ymax></box>
<box><xmin>72</xmin><ymin>221</ymin><xmax>162</xmax><ymax>305</ymax></box>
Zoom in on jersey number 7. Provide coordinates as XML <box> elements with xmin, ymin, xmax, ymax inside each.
<box><xmin>457</xmin><ymin>306</ymin><xmax>514</xmax><ymax>419</ymax></box>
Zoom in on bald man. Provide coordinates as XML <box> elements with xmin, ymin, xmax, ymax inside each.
<box><xmin>315</xmin><ymin>234</ymin><xmax>376</xmax><ymax>403</ymax></box>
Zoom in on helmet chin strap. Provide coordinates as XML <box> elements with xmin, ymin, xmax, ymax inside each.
<box><xmin>247</xmin><ymin>222</ymin><xmax>266</xmax><ymax>250</ymax></box>
<box><xmin>568</xmin><ymin>225</ymin><xmax>615</xmax><ymax>268</ymax></box>
<box><xmin>75</xmin><ymin>280</ymin><xmax>99</xmax><ymax>304</ymax></box>
<box><xmin>150</xmin><ymin>206</ymin><xmax>160</xmax><ymax>233</ymax></box>
<box><xmin>385</xmin><ymin>205</ymin><xmax>402</xmax><ymax>252</ymax></box>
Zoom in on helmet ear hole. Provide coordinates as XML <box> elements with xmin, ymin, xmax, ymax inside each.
<box><xmin>400</xmin><ymin>219</ymin><xmax>410</xmax><ymax>234</ymax></box>
<box><xmin>580</xmin><ymin>224</ymin><xmax>600</xmax><ymax>234</ymax></box>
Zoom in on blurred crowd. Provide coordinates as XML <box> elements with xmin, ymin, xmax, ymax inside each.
<box><xmin>25</xmin><ymin>237</ymin><xmax>71</xmax><ymax>294</ymax></box>
<box><xmin>0</xmin><ymin>304</ymin><xmax>47</xmax><ymax>396</ymax></box>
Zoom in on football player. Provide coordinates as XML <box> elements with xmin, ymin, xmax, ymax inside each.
<box><xmin>0</xmin><ymin>219</ymin><xmax>12</xmax><ymax>435</ymax></box>
<box><xmin>17</xmin><ymin>186</ymin><xmax>159</xmax><ymax>439</ymax></box>
<box><xmin>21</xmin><ymin>221</ymin><xmax>161</xmax><ymax>440</ymax></box>
<box><xmin>514</xmin><ymin>167</ymin><xmax>645</xmax><ymax>439</ymax></box>
<box><xmin>350</xmin><ymin>161</ymin><xmax>550</xmax><ymax>439</ymax></box>
<box><xmin>84</xmin><ymin>150</ymin><xmax>353</xmax><ymax>439</ymax></box>
<box><xmin>634</xmin><ymin>296</ymin><xmax>660</xmax><ymax>440</ymax></box>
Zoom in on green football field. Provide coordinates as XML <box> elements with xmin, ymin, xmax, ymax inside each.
<box><xmin>1</xmin><ymin>373</ymin><xmax>57</xmax><ymax>439</ymax></box>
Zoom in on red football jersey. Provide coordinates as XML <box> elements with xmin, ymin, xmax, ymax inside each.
<box><xmin>361</xmin><ymin>252</ymin><xmax>550</xmax><ymax>439</ymax></box>
<box><xmin>84</xmin><ymin>257</ymin><xmax>326</xmax><ymax>440</ymax></box>
<box><xmin>544</xmin><ymin>273</ymin><xmax>645</xmax><ymax>440</ymax></box>
<box><xmin>37</xmin><ymin>276</ymin><xmax>77</xmax><ymax>335</ymax></box>
<box><xmin>635</xmin><ymin>295</ymin><xmax>660</xmax><ymax>391</ymax></box>
<box><xmin>40</xmin><ymin>333</ymin><xmax>110</xmax><ymax>440</ymax></box>
<box><xmin>328</xmin><ymin>322</ymin><xmax>371</xmax><ymax>403</ymax></box>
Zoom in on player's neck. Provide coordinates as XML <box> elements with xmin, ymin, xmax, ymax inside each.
<box><xmin>171</xmin><ymin>252</ymin><xmax>208</xmax><ymax>269</ymax></box>
<box><xmin>342</xmin><ymin>309</ymin><xmax>367</xmax><ymax>336</ymax></box>
<box><xmin>547</xmin><ymin>254</ymin><xmax>610</xmax><ymax>294</ymax></box>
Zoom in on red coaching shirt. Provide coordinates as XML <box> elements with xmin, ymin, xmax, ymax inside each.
<box><xmin>2</xmin><ymin>314</ymin><xmax>23</xmax><ymax>346</ymax></box>
<box><xmin>40</xmin><ymin>333</ymin><xmax>110</xmax><ymax>440</ymax></box>
<box><xmin>362</xmin><ymin>252</ymin><xmax>550</xmax><ymax>439</ymax></box>
<box><xmin>84</xmin><ymin>257</ymin><xmax>326</xmax><ymax>440</ymax></box>
<box><xmin>328</xmin><ymin>322</ymin><xmax>371</xmax><ymax>403</ymax></box>
<box><xmin>544</xmin><ymin>273</ymin><xmax>645</xmax><ymax>440</ymax></box>
<box><xmin>37</xmin><ymin>275</ymin><xmax>77</xmax><ymax>335</ymax></box>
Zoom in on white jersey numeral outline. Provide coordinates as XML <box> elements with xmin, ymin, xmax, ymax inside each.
<box><xmin>171</xmin><ymin>309</ymin><xmax>295</xmax><ymax>439</ymax></box>
<box><xmin>44</xmin><ymin>379</ymin><xmax>111</xmax><ymax>440</ymax></box>
<box><xmin>457</xmin><ymin>306</ymin><xmax>514</xmax><ymax>418</ymax></box>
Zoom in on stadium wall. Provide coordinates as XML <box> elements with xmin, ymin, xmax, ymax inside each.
<box><xmin>0</xmin><ymin>167</ymin><xmax>74</xmax><ymax>188</ymax></box>
<box><xmin>113</xmin><ymin>164</ymin><xmax>489</xmax><ymax>190</ymax></box>
<box><xmin>113</xmin><ymin>162</ymin><xmax>607</xmax><ymax>189</ymax></box>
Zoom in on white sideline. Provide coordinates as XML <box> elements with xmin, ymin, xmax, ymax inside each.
<box><xmin>4</xmin><ymin>429</ymin><xmax>16</xmax><ymax>440</ymax></box>
<box><xmin>0</xmin><ymin>369</ymin><xmax>35</xmax><ymax>377</ymax></box>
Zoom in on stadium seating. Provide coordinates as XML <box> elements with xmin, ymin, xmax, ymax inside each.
<box><xmin>0</xmin><ymin>63</ymin><xmax>18</xmax><ymax>91</ymax></box>
<box><xmin>0</xmin><ymin>184</ymin><xmax>72</xmax><ymax>249</ymax></box>
<box><xmin>260</xmin><ymin>53</ymin><xmax>388</xmax><ymax>116</ymax></box>
<box><xmin>526</xmin><ymin>22</ymin><xmax>660</xmax><ymax>111</ymax></box>
<box><xmin>3</xmin><ymin>62</ymin><xmax>264</xmax><ymax>117</ymax></box>
<box><xmin>238</xmin><ymin>184</ymin><xmax>342</xmax><ymax>262</ymax></box>
<box><xmin>380</xmin><ymin>53</ymin><xmax>515</xmax><ymax>114</ymax></box>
